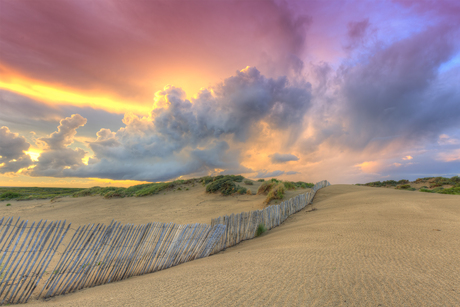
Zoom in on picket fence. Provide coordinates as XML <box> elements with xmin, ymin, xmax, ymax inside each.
<box><xmin>0</xmin><ymin>179</ymin><xmax>330</xmax><ymax>305</ymax></box>
<box><xmin>210</xmin><ymin>180</ymin><xmax>330</xmax><ymax>253</ymax></box>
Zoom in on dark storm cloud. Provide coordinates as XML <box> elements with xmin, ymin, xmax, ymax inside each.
<box><xmin>270</xmin><ymin>153</ymin><xmax>299</xmax><ymax>164</ymax></box>
<box><xmin>0</xmin><ymin>126</ymin><xmax>33</xmax><ymax>173</ymax></box>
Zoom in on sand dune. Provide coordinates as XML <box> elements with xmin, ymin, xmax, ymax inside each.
<box><xmin>26</xmin><ymin>185</ymin><xmax>460</xmax><ymax>306</ymax></box>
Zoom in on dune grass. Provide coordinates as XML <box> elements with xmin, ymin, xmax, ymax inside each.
<box><xmin>0</xmin><ymin>187</ymin><xmax>84</xmax><ymax>201</ymax></box>
<box><xmin>359</xmin><ymin>176</ymin><xmax>460</xmax><ymax>195</ymax></box>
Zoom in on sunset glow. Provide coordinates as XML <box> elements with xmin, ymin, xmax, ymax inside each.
<box><xmin>1</xmin><ymin>0</ymin><xmax>459</xmax><ymax>187</ymax></box>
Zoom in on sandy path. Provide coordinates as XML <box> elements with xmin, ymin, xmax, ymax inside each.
<box><xmin>26</xmin><ymin>185</ymin><xmax>460</xmax><ymax>306</ymax></box>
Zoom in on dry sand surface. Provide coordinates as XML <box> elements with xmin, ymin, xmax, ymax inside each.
<box><xmin>1</xmin><ymin>182</ymin><xmax>309</xmax><ymax>225</ymax></box>
<box><xmin>25</xmin><ymin>184</ymin><xmax>460</xmax><ymax>306</ymax></box>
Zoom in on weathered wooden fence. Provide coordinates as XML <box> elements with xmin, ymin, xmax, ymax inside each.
<box><xmin>0</xmin><ymin>179</ymin><xmax>330</xmax><ymax>304</ymax></box>
<box><xmin>0</xmin><ymin>218</ymin><xmax>225</xmax><ymax>304</ymax></box>
<box><xmin>210</xmin><ymin>180</ymin><xmax>330</xmax><ymax>253</ymax></box>
<box><xmin>0</xmin><ymin>217</ymin><xmax>70</xmax><ymax>305</ymax></box>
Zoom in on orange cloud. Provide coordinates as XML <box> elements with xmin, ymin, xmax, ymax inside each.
<box><xmin>437</xmin><ymin>149</ymin><xmax>460</xmax><ymax>162</ymax></box>
<box><xmin>354</xmin><ymin>161</ymin><xmax>382</xmax><ymax>173</ymax></box>
<box><xmin>402</xmin><ymin>155</ymin><xmax>413</xmax><ymax>160</ymax></box>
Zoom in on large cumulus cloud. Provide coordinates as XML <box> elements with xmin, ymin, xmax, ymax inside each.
<box><xmin>27</xmin><ymin>67</ymin><xmax>312</xmax><ymax>181</ymax></box>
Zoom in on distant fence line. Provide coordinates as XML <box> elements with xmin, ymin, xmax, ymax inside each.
<box><xmin>0</xmin><ymin>179</ymin><xmax>330</xmax><ymax>305</ymax></box>
<box><xmin>210</xmin><ymin>180</ymin><xmax>330</xmax><ymax>253</ymax></box>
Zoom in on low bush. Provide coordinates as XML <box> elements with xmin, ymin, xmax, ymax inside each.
<box><xmin>420</xmin><ymin>188</ymin><xmax>434</xmax><ymax>193</ymax></box>
<box><xmin>397</xmin><ymin>184</ymin><xmax>411</xmax><ymax>189</ymax></box>
<box><xmin>244</xmin><ymin>180</ymin><xmax>253</xmax><ymax>185</ymax></box>
<box><xmin>103</xmin><ymin>189</ymin><xmax>125</xmax><ymax>199</ymax></box>
<box><xmin>236</xmin><ymin>186</ymin><xmax>247</xmax><ymax>195</ymax></box>
<box><xmin>206</xmin><ymin>176</ymin><xmax>237</xmax><ymax>195</ymax></box>
<box><xmin>295</xmin><ymin>181</ymin><xmax>314</xmax><ymax>188</ymax></box>
<box><xmin>246</xmin><ymin>189</ymin><xmax>252</xmax><ymax>195</ymax></box>
<box><xmin>255</xmin><ymin>223</ymin><xmax>267</xmax><ymax>237</ymax></box>
<box><xmin>257</xmin><ymin>179</ymin><xmax>265</xmax><ymax>182</ymax></box>
<box><xmin>6</xmin><ymin>203</ymin><xmax>11</xmax><ymax>206</ymax></box>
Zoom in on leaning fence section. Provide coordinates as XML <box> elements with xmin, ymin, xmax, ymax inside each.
<box><xmin>40</xmin><ymin>222</ymin><xmax>225</xmax><ymax>299</ymax></box>
<box><xmin>0</xmin><ymin>217</ymin><xmax>70</xmax><ymax>305</ymax></box>
<box><xmin>0</xmin><ymin>217</ymin><xmax>225</xmax><ymax>305</ymax></box>
<box><xmin>210</xmin><ymin>180</ymin><xmax>330</xmax><ymax>253</ymax></box>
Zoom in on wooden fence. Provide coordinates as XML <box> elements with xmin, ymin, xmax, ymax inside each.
<box><xmin>0</xmin><ymin>179</ymin><xmax>330</xmax><ymax>304</ymax></box>
<box><xmin>210</xmin><ymin>180</ymin><xmax>330</xmax><ymax>253</ymax></box>
<box><xmin>0</xmin><ymin>219</ymin><xmax>225</xmax><ymax>304</ymax></box>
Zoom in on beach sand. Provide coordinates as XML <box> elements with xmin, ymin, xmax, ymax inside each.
<box><xmin>25</xmin><ymin>184</ymin><xmax>460</xmax><ymax>306</ymax></box>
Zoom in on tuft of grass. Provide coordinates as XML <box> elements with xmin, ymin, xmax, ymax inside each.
<box><xmin>6</xmin><ymin>203</ymin><xmax>11</xmax><ymax>206</ymax></box>
<box><xmin>264</xmin><ymin>183</ymin><xmax>285</xmax><ymax>204</ymax></box>
<box><xmin>243</xmin><ymin>180</ymin><xmax>253</xmax><ymax>185</ymax></box>
<box><xmin>420</xmin><ymin>188</ymin><xmax>435</xmax><ymax>193</ymax></box>
<box><xmin>255</xmin><ymin>223</ymin><xmax>267</xmax><ymax>237</ymax></box>
<box><xmin>396</xmin><ymin>184</ymin><xmax>411</xmax><ymax>189</ymax></box>
<box><xmin>257</xmin><ymin>182</ymin><xmax>275</xmax><ymax>195</ymax></box>
<box><xmin>257</xmin><ymin>179</ymin><xmax>265</xmax><ymax>182</ymax></box>
<box><xmin>246</xmin><ymin>189</ymin><xmax>252</xmax><ymax>195</ymax></box>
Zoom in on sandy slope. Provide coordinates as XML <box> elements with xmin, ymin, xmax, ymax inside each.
<box><xmin>26</xmin><ymin>185</ymin><xmax>460</xmax><ymax>306</ymax></box>
<box><xmin>1</xmin><ymin>182</ymin><xmax>309</xmax><ymax>225</ymax></box>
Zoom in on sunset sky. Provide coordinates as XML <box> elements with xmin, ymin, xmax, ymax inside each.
<box><xmin>1</xmin><ymin>0</ymin><xmax>459</xmax><ymax>187</ymax></box>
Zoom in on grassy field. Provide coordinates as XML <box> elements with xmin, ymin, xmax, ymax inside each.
<box><xmin>357</xmin><ymin>176</ymin><xmax>460</xmax><ymax>195</ymax></box>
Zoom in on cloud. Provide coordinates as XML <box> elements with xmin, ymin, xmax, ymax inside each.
<box><xmin>402</xmin><ymin>156</ymin><xmax>413</xmax><ymax>160</ymax></box>
<box><xmin>270</xmin><ymin>153</ymin><xmax>299</xmax><ymax>163</ymax></box>
<box><xmin>285</xmin><ymin>171</ymin><xmax>300</xmax><ymax>175</ymax></box>
<box><xmin>254</xmin><ymin>170</ymin><xmax>285</xmax><ymax>178</ymax></box>
<box><xmin>0</xmin><ymin>126</ymin><xmax>33</xmax><ymax>173</ymax></box>
<box><xmin>25</xmin><ymin>67</ymin><xmax>311</xmax><ymax>181</ymax></box>
<box><xmin>30</xmin><ymin>114</ymin><xmax>87</xmax><ymax>177</ymax></box>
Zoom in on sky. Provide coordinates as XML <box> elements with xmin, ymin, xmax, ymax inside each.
<box><xmin>0</xmin><ymin>0</ymin><xmax>459</xmax><ymax>187</ymax></box>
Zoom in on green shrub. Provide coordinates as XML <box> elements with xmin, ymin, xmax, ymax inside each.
<box><xmin>236</xmin><ymin>186</ymin><xmax>247</xmax><ymax>194</ymax></box>
<box><xmin>246</xmin><ymin>189</ymin><xmax>252</xmax><ymax>195</ymax></box>
<box><xmin>397</xmin><ymin>184</ymin><xmax>411</xmax><ymax>189</ymax></box>
<box><xmin>295</xmin><ymin>181</ymin><xmax>314</xmax><ymax>189</ymax></box>
<box><xmin>432</xmin><ymin>187</ymin><xmax>444</xmax><ymax>193</ymax></box>
<box><xmin>398</xmin><ymin>179</ymin><xmax>409</xmax><ymax>184</ymax></box>
<box><xmin>6</xmin><ymin>203</ymin><xmax>11</xmax><ymax>206</ymax></box>
<box><xmin>257</xmin><ymin>179</ymin><xmax>265</xmax><ymax>182</ymax></box>
<box><xmin>269</xmin><ymin>178</ymin><xmax>280</xmax><ymax>183</ymax></box>
<box><xmin>206</xmin><ymin>176</ymin><xmax>237</xmax><ymax>195</ymax></box>
<box><xmin>255</xmin><ymin>223</ymin><xmax>267</xmax><ymax>237</ymax></box>
<box><xmin>407</xmin><ymin>187</ymin><xmax>416</xmax><ymax>191</ymax></box>
<box><xmin>420</xmin><ymin>188</ymin><xmax>434</xmax><ymax>193</ymax></box>
<box><xmin>243</xmin><ymin>180</ymin><xmax>253</xmax><ymax>185</ymax></box>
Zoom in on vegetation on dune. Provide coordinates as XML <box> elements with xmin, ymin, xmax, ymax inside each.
<box><xmin>0</xmin><ymin>187</ymin><xmax>84</xmax><ymax>201</ymax></box>
<box><xmin>0</xmin><ymin>174</ymin><xmax>317</xmax><ymax>201</ymax></box>
<box><xmin>264</xmin><ymin>183</ymin><xmax>285</xmax><ymax>204</ymax></box>
<box><xmin>255</xmin><ymin>223</ymin><xmax>267</xmax><ymax>237</ymax></box>
<box><xmin>205</xmin><ymin>175</ymin><xmax>247</xmax><ymax>195</ymax></box>
<box><xmin>358</xmin><ymin>176</ymin><xmax>460</xmax><ymax>195</ymax></box>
